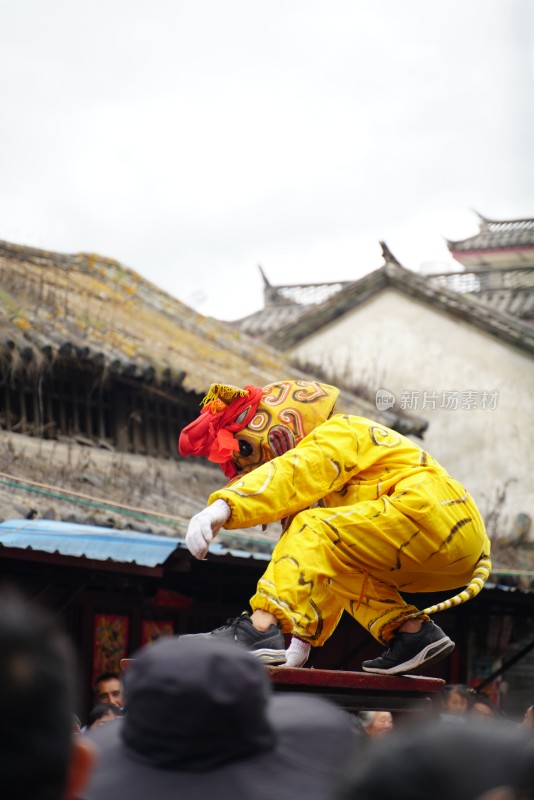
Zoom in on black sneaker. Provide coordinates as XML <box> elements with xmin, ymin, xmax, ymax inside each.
<box><xmin>180</xmin><ymin>612</ymin><xmax>287</xmax><ymax>665</ymax></box>
<box><xmin>361</xmin><ymin>621</ymin><xmax>455</xmax><ymax>675</ymax></box>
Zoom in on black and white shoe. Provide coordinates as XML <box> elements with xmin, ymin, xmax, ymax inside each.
<box><xmin>361</xmin><ymin>621</ymin><xmax>455</xmax><ymax>675</ymax></box>
<box><xmin>181</xmin><ymin>612</ymin><xmax>287</xmax><ymax>665</ymax></box>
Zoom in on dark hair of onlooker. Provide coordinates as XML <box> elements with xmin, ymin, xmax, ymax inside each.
<box><xmin>441</xmin><ymin>683</ymin><xmax>472</xmax><ymax>715</ymax></box>
<box><xmin>469</xmin><ymin>692</ymin><xmax>500</xmax><ymax>718</ymax></box>
<box><xmin>93</xmin><ymin>672</ymin><xmax>120</xmax><ymax>692</ymax></box>
<box><xmin>0</xmin><ymin>586</ymin><xmax>79</xmax><ymax>800</ymax></box>
<box><xmin>443</xmin><ymin>683</ymin><xmax>471</xmax><ymax>701</ymax></box>
<box><xmin>87</xmin><ymin>703</ymin><xmax>120</xmax><ymax>728</ymax></box>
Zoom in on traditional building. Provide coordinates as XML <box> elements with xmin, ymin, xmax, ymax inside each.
<box><xmin>433</xmin><ymin>213</ymin><xmax>534</xmax><ymax>322</ymax></box>
<box><xmin>238</xmin><ymin>213</ymin><xmax>534</xmax><ymax>339</ymax></box>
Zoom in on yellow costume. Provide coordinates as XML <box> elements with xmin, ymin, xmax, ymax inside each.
<box><xmin>211</xmin><ymin>413</ymin><xmax>490</xmax><ymax>644</ymax></box>
<box><xmin>180</xmin><ymin>380</ymin><xmax>491</xmax><ymax>650</ymax></box>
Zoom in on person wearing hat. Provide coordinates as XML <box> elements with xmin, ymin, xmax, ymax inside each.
<box><xmin>83</xmin><ymin>636</ymin><xmax>358</xmax><ymax>800</ymax></box>
<box><xmin>178</xmin><ymin>380</ymin><xmax>491</xmax><ymax>675</ymax></box>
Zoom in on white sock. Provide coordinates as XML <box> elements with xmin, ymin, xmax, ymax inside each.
<box><xmin>282</xmin><ymin>636</ymin><xmax>311</xmax><ymax>668</ymax></box>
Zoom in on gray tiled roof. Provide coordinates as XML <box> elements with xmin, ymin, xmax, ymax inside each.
<box><xmin>430</xmin><ymin>266</ymin><xmax>534</xmax><ymax>321</ymax></box>
<box><xmin>237</xmin><ymin>301</ymin><xmax>312</xmax><ymax>338</ymax></box>
<box><xmin>447</xmin><ymin>214</ymin><xmax>534</xmax><ymax>253</ymax></box>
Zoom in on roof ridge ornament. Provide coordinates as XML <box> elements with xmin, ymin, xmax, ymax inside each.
<box><xmin>379</xmin><ymin>241</ymin><xmax>402</xmax><ymax>268</ymax></box>
<box><xmin>258</xmin><ymin>264</ymin><xmax>271</xmax><ymax>288</ymax></box>
<box><xmin>473</xmin><ymin>210</ymin><xmax>489</xmax><ymax>232</ymax></box>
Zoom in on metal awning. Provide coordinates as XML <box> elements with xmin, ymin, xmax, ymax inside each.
<box><xmin>0</xmin><ymin>519</ymin><xmax>182</xmax><ymax>568</ymax></box>
<box><xmin>0</xmin><ymin>519</ymin><xmax>271</xmax><ymax>568</ymax></box>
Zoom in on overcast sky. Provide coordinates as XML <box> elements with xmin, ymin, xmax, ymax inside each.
<box><xmin>1</xmin><ymin>1</ymin><xmax>533</xmax><ymax>320</ymax></box>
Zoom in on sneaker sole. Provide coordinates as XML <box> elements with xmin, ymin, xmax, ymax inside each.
<box><xmin>251</xmin><ymin>647</ymin><xmax>287</xmax><ymax>666</ymax></box>
<box><xmin>362</xmin><ymin>637</ymin><xmax>455</xmax><ymax>676</ymax></box>
<box><xmin>179</xmin><ymin>634</ymin><xmax>286</xmax><ymax>664</ymax></box>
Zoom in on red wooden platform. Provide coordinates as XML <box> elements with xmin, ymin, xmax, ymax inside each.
<box><xmin>121</xmin><ymin>658</ymin><xmax>445</xmax><ymax>713</ymax></box>
<box><xmin>268</xmin><ymin>666</ymin><xmax>445</xmax><ymax>713</ymax></box>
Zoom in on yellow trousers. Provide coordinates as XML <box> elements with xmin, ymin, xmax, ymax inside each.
<box><xmin>250</xmin><ymin>474</ymin><xmax>489</xmax><ymax>645</ymax></box>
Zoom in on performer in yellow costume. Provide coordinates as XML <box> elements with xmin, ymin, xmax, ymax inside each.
<box><xmin>178</xmin><ymin>380</ymin><xmax>491</xmax><ymax>674</ymax></box>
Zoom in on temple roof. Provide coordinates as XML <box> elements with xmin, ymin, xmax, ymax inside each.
<box><xmin>430</xmin><ymin>267</ymin><xmax>534</xmax><ymax>322</ymax></box>
<box><xmin>447</xmin><ymin>214</ymin><xmax>534</xmax><ymax>268</ymax></box>
<box><xmin>447</xmin><ymin>213</ymin><xmax>534</xmax><ymax>250</ymax></box>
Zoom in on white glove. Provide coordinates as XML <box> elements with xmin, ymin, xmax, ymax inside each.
<box><xmin>281</xmin><ymin>636</ymin><xmax>311</xmax><ymax>668</ymax></box>
<box><xmin>185</xmin><ymin>499</ymin><xmax>231</xmax><ymax>560</ymax></box>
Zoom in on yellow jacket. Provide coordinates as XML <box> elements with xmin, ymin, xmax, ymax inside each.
<box><xmin>211</xmin><ymin>414</ymin><xmax>456</xmax><ymax>530</ymax></box>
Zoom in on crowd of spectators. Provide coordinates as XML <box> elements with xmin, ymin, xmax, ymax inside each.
<box><xmin>1</xmin><ymin>585</ymin><xmax>533</xmax><ymax>800</ymax></box>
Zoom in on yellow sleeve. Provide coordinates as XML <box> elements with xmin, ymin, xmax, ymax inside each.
<box><xmin>208</xmin><ymin>414</ymin><xmax>407</xmax><ymax>529</ymax></box>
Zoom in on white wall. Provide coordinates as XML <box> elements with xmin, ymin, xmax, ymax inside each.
<box><xmin>290</xmin><ymin>288</ymin><xmax>534</xmax><ymax>539</ymax></box>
